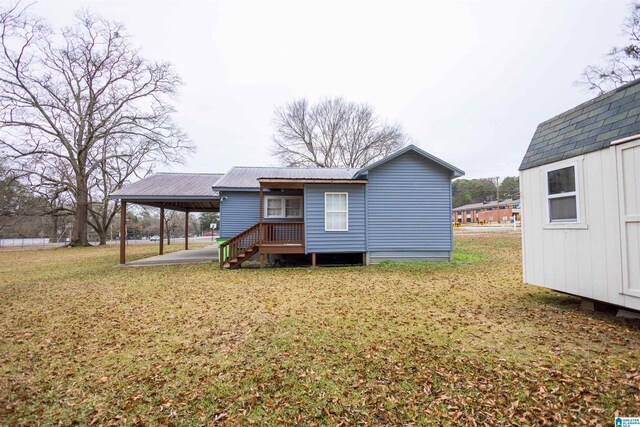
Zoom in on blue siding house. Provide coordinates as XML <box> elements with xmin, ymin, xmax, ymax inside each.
<box><xmin>213</xmin><ymin>145</ymin><xmax>464</xmax><ymax>268</ymax></box>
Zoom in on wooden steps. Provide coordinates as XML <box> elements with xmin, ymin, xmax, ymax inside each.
<box><xmin>218</xmin><ymin>222</ymin><xmax>305</xmax><ymax>269</ymax></box>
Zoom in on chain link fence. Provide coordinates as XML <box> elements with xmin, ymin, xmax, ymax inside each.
<box><xmin>0</xmin><ymin>235</ymin><xmax>217</xmax><ymax>250</ymax></box>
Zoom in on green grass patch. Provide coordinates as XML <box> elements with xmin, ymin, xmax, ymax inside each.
<box><xmin>375</xmin><ymin>248</ymin><xmax>486</xmax><ymax>273</ymax></box>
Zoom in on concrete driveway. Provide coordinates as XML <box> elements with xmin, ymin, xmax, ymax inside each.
<box><xmin>126</xmin><ymin>245</ymin><xmax>218</xmax><ymax>267</ymax></box>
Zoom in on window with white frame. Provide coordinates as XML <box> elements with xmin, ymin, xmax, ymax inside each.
<box><xmin>264</xmin><ymin>196</ymin><xmax>303</xmax><ymax>218</ymax></box>
<box><xmin>325</xmin><ymin>192</ymin><xmax>348</xmax><ymax>231</ymax></box>
<box><xmin>546</xmin><ymin>164</ymin><xmax>578</xmax><ymax>222</ymax></box>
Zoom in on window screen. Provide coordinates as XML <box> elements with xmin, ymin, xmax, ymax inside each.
<box><xmin>266</xmin><ymin>198</ymin><xmax>283</xmax><ymax>217</ymax></box>
<box><xmin>325</xmin><ymin>193</ymin><xmax>348</xmax><ymax>231</ymax></box>
<box><xmin>548</xmin><ymin>166</ymin><xmax>575</xmax><ymax>195</ymax></box>
<box><xmin>285</xmin><ymin>198</ymin><xmax>302</xmax><ymax>218</ymax></box>
<box><xmin>547</xmin><ymin>165</ymin><xmax>578</xmax><ymax>222</ymax></box>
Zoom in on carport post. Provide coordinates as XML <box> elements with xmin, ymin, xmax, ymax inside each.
<box><xmin>258</xmin><ymin>184</ymin><xmax>264</xmax><ymax>246</ymax></box>
<box><xmin>184</xmin><ymin>210</ymin><xmax>189</xmax><ymax>250</ymax></box>
<box><xmin>159</xmin><ymin>207</ymin><xmax>165</xmax><ymax>255</ymax></box>
<box><xmin>119</xmin><ymin>201</ymin><xmax>126</xmax><ymax>265</ymax></box>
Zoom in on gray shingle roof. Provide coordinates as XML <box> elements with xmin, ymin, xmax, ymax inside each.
<box><xmin>520</xmin><ymin>79</ymin><xmax>640</xmax><ymax>171</ymax></box>
<box><xmin>111</xmin><ymin>173</ymin><xmax>223</xmax><ymax>198</ymax></box>
<box><xmin>212</xmin><ymin>167</ymin><xmax>360</xmax><ymax>189</ymax></box>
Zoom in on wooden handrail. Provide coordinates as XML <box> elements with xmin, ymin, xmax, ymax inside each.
<box><xmin>219</xmin><ymin>222</ymin><xmax>261</xmax><ymax>269</ymax></box>
<box><xmin>219</xmin><ymin>222</ymin><xmax>305</xmax><ymax>269</ymax></box>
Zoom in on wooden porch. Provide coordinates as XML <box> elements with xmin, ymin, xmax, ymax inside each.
<box><xmin>218</xmin><ymin>222</ymin><xmax>304</xmax><ymax>269</ymax></box>
<box><xmin>218</xmin><ymin>179</ymin><xmax>309</xmax><ymax>269</ymax></box>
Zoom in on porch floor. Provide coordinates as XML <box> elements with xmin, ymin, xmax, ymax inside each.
<box><xmin>125</xmin><ymin>245</ymin><xmax>218</xmax><ymax>267</ymax></box>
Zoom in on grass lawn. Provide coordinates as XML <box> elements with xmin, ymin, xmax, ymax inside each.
<box><xmin>1</xmin><ymin>235</ymin><xmax>639</xmax><ymax>425</ymax></box>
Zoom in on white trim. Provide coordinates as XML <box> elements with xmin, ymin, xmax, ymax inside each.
<box><xmin>263</xmin><ymin>195</ymin><xmax>303</xmax><ymax>219</ymax></box>
<box><xmin>611</xmin><ymin>134</ymin><xmax>640</xmax><ymax>146</ymax></box>
<box><xmin>324</xmin><ymin>192</ymin><xmax>349</xmax><ymax>232</ymax></box>
<box><xmin>542</xmin><ymin>159</ymin><xmax>584</xmax><ymax>226</ymax></box>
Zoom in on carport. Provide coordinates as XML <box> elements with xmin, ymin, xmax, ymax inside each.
<box><xmin>109</xmin><ymin>173</ymin><xmax>223</xmax><ymax>265</ymax></box>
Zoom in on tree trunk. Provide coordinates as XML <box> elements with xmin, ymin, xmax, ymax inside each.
<box><xmin>97</xmin><ymin>229</ymin><xmax>108</xmax><ymax>245</ymax></box>
<box><xmin>50</xmin><ymin>215</ymin><xmax>58</xmax><ymax>244</ymax></box>
<box><xmin>70</xmin><ymin>180</ymin><xmax>90</xmax><ymax>246</ymax></box>
<box><xmin>165</xmin><ymin>219</ymin><xmax>171</xmax><ymax>245</ymax></box>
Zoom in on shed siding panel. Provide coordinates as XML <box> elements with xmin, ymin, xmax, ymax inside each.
<box><xmin>304</xmin><ymin>184</ymin><xmax>366</xmax><ymax>253</ymax></box>
<box><xmin>521</xmin><ymin>147</ymin><xmax>634</xmax><ymax>309</ymax></box>
<box><xmin>366</xmin><ymin>151</ymin><xmax>453</xmax><ymax>256</ymax></box>
<box><xmin>618</xmin><ymin>142</ymin><xmax>640</xmax><ymax>304</ymax></box>
<box><xmin>587</xmin><ymin>153</ymin><xmax>610</xmax><ymax>303</ymax></box>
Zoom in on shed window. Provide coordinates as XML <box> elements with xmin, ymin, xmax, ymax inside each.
<box><xmin>264</xmin><ymin>196</ymin><xmax>303</xmax><ymax>218</ymax></box>
<box><xmin>325</xmin><ymin>192</ymin><xmax>348</xmax><ymax>231</ymax></box>
<box><xmin>546</xmin><ymin>165</ymin><xmax>578</xmax><ymax>222</ymax></box>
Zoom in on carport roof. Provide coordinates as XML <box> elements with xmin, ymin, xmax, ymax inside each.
<box><xmin>110</xmin><ymin>173</ymin><xmax>223</xmax><ymax>212</ymax></box>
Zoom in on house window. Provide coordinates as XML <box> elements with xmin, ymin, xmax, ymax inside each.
<box><xmin>264</xmin><ymin>196</ymin><xmax>303</xmax><ymax>219</ymax></box>
<box><xmin>546</xmin><ymin>165</ymin><xmax>578</xmax><ymax>222</ymax></box>
<box><xmin>285</xmin><ymin>198</ymin><xmax>302</xmax><ymax>218</ymax></box>
<box><xmin>325</xmin><ymin>192</ymin><xmax>348</xmax><ymax>231</ymax></box>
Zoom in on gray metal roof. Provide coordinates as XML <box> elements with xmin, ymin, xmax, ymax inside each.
<box><xmin>453</xmin><ymin>198</ymin><xmax>520</xmax><ymax>211</ymax></box>
<box><xmin>520</xmin><ymin>79</ymin><xmax>640</xmax><ymax>171</ymax></box>
<box><xmin>212</xmin><ymin>167</ymin><xmax>360</xmax><ymax>189</ymax></box>
<box><xmin>111</xmin><ymin>173</ymin><xmax>224</xmax><ymax>198</ymax></box>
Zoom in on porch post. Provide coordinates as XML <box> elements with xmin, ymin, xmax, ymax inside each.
<box><xmin>119</xmin><ymin>201</ymin><xmax>126</xmax><ymax>265</ymax></box>
<box><xmin>311</xmin><ymin>253</ymin><xmax>316</xmax><ymax>268</ymax></box>
<box><xmin>159</xmin><ymin>207</ymin><xmax>165</xmax><ymax>255</ymax></box>
<box><xmin>259</xmin><ymin>184</ymin><xmax>264</xmax><ymax>246</ymax></box>
<box><xmin>184</xmin><ymin>210</ymin><xmax>189</xmax><ymax>250</ymax></box>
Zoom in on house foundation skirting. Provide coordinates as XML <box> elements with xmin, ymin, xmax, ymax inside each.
<box><xmin>368</xmin><ymin>250</ymin><xmax>452</xmax><ymax>263</ymax></box>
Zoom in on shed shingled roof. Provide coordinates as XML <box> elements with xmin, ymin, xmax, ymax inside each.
<box><xmin>212</xmin><ymin>167</ymin><xmax>359</xmax><ymax>189</ymax></box>
<box><xmin>520</xmin><ymin>79</ymin><xmax>640</xmax><ymax>171</ymax></box>
<box><xmin>111</xmin><ymin>173</ymin><xmax>224</xmax><ymax>198</ymax></box>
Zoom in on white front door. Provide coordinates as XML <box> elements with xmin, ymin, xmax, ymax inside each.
<box><xmin>617</xmin><ymin>140</ymin><xmax>640</xmax><ymax>297</ymax></box>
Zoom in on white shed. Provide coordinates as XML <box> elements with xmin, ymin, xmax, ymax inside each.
<box><xmin>520</xmin><ymin>80</ymin><xmax>640</xmax><ymax>312</ymax></box>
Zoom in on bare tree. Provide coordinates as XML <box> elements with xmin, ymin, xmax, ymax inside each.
<box><xmin>86</xmin><ymin>134</ymin><xmax>162</xmax><ymax>245</ymax></box>
<box><xmin>578</xmin><ymin>2</ymin><xmax>640</xmax><ymax>94</ymax></box>
<box><xmin>0</xmin><ymin>3</ymin><xmax>192</xmax><ymax>246</ymax></box>
<box><xmin>0</xmin><ymin>158</ymin><xmax>54</xmax><ymax>236</ymax></box>
<box><xmin>271</xmin><ymin>97</ymin><xmax>407</xmax><ymax>168</ymax></box>
<box><xmin>163</xmin><ymin>210</ymin><xmax>184</xmax><ymax>245</ymax></box>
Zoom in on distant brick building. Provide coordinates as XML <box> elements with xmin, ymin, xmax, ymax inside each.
<box><xmin>452</xmin><ymin>198</ymin><xmax>520</xmax><ymax>224</ymax></box>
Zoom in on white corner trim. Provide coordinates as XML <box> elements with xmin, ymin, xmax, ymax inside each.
<box><xmin>611</xmin><ymin>134</ymin><xmax>640</xmax><ymax>146</ymax></box>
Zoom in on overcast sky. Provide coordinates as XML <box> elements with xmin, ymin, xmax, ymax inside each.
<box><xmin>35</xmin><ymin>0</ymin><xmax>630</xmax><ymax>179</ymax></box>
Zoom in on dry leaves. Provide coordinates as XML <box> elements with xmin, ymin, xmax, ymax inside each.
<box><xmin>0</xmin><ymin>235</ymin><xmax>638</xmax><ymax>425</ymax></box>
